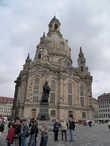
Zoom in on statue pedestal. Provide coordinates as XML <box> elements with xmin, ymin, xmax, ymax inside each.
<box><xmin>37</xmin><ymin>102</ymin><xmax>50</xmax><ymax>121</ymax></box>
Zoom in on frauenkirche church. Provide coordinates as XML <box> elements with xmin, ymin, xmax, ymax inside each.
<box><xmin>12</xmin><ymin>16</ymin><xmax>94</xmax><ymax>121</ymax></box>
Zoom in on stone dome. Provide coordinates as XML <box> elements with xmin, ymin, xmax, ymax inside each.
<box><xmin>35</xmin><ymin>17</ymin><xmax>72</xmax><ymax>66</ymax></box>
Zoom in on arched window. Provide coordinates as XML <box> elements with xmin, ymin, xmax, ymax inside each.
<box><xmin>68</xmin><ymin>83</ymin><xmax>72</xmax><ymax>105</ymax></box>
<box><xmin>80</xmin><ymin>85</ymin><xmax>84</xmax><ymax>106</ymax></box>
<box><xmin>50</xmin><ymin>80</ymin><xmax>56</xmax><ymax>105</ymax></box>
<box><xmin>82</xmin><ymin>112</ymin><xmax>86</xmax><ymax>119</ymax></box>
<box><xmin>33</xmin><ymin>78</ymin><xmax>39</xmax><ymax>102</ymax></box>
<box><xmin>54</xmin><ymin>23</ymin><xmax>58</xmax><ymax>30</ymax></box>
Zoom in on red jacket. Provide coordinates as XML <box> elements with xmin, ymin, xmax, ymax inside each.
<box><xmin>7</xmin><ymin>128</ymin><xmax>15</xmax><ymax>144</ymax></box>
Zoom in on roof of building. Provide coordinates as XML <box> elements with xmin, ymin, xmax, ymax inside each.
<box><xmin>0</xmin><ymin>97</ymin><xmax>13</xmax><ymax>103</ymax></box>
<box><xmin>98</xmin><ymin>93</ymin><xmax>110</xmax><ymax>98</ymax></box>
<box><xmin>98</xmin><ymin>93</ymin><xmax>110</xmax><ymax>102</ymax></box>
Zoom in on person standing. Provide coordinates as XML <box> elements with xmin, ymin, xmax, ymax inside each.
<box><xmin>34</xmin><ymin>120</ymin><xmax>38</xmax><ymax>146</ymax></box>
<box><xmin>53</xmin><ymin>120</ymin><xmax>60</xmax><ymax>141</ymax></box>
<box><xmin>60</xmin><ymin>120</ymin><xmax>67</xmax><ymax>141</ymax></box>
<box><xmin>28</xmin><ymin>121</ymin><xmax>36</xmax><ymax>146</ymax></box>
<box><xmin>40</xmin><ymin>121</ymin><xmax>48</xmax><ymax>146</ymax></box>
<box><xmin>6</xmin><ymin>123</ymin><xmax>15</xmax><ymax>146</ymax></box>
<box><xmin>13</xmin><ymin>118</ymin><xmax>21</xmax><ymax>146</ymax></box>
<box><xmin>21</xmin><ymin>119</ymin><xmax>29</xmax><ymax>146</ymax></box>
<box><xmin>68</xmin><ymin>116</ymin><xmax>75</xmax><ymax>142</ymax></box>
<box><xmin>88</xmin><ymin>121</ymin><xmax>92</xmax><ymax>127</ymax></box>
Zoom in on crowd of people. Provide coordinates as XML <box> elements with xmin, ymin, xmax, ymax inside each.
<box><xmin>0</xmin><ymin>115</ymin><xmax>76</xmax><ymax>146</ymax></box>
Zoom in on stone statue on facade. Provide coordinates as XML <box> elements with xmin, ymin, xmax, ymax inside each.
<box><xmin>37</xmin><ymin>81</ymin><xmax>50</xmax><ymax>120</ymax></box>
<box><xmin>41</xmin><ymin>81</ymin><xmax>50</xmax><ymax>103</ymax></box>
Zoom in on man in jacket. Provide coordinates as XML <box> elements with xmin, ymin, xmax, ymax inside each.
<box><xmin>68</xmin><ymin>116</ymin><xmax>75</xmax><ymax>142</ymax></box>
<box><xmin>53</xmin><ymin>119</ymin><xmax>60</xmax><ymax>141</ymax></box>
<box><xmin>13</xmin><ymin>118</ymin><xmax>21</xmax><ymax>146</ymax></box>
<box><xmin>21</xmin><ymin>119</ymin><xmax>29</xmax><ymax>146</ymax></box>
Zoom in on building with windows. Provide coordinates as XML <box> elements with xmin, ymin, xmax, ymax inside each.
<box><xmin>98</xmin><ymin>93</ymin><xmax>110</xmax><ymax>122</ymax></box>
<box><xmin>91</xmin><ymin>97</ymin><xmax>98</xmax><ymax>122</ymax></box>
<box><xmin>12</xmin><ymin>16</ymin><xmax>94</xmax><ymax>121</ymax></box>
<box><xmin>0</xmin><ymin>97</ymin><xmax>13</xmax><ymax>117</ymax></box>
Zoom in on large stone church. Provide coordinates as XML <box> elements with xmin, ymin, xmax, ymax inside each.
<box><xmin>12</xmin><ymin>16</ymin><xmax>94</xmax><ymax>121</ymax></box>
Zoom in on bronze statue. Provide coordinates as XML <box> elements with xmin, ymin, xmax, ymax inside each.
<box><xmin>41</xmin><ymin>81</ymin><xmax>50</xmax><ymax>103</ymax></box>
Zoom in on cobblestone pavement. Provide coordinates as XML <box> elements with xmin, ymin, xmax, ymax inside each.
<box><xmin>0</xmin><ymin>124</ymin><xmax>110</xmax><ymax>146</ymax></box>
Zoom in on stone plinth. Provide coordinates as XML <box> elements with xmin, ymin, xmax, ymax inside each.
<box><xmin>37</xmin><ymin>102</ymin><xmax>50</xmax><ymax>120</ymax></box>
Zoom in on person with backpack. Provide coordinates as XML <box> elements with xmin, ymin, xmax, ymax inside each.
<box><xmin>20</xmin><ymin>119</ymin><xmax>29</xmax><ymax>146</ymax></box>
<box><xmin>68</xmin><ymin>115</ymin><xmax>75</xmax><ymax>142</ymax></box>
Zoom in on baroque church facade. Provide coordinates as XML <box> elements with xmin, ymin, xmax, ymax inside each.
<box><xmin>12</xmin><ymin>17</ymin><xmax>94</xmax><ymax>121</ymax></box>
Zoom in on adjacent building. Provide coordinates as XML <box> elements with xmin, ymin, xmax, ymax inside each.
<box><xmin>98</xmin><ymin>93</ymin><xmax>110</xmax><ymax>122</ymax></box>
<box><xmin>12</xmin><ymin>16</ymin><xmax>95</xmax><ymax>121</ymax></box>
<box><xmin>91</xmin><ymin>97</ymin><xmax>98</xmax><ymax>122</ymax></box>
<box><xmin>0</xmin><ymin>97</ymin><xmax>13</xmax><ymax>117</ymax></box>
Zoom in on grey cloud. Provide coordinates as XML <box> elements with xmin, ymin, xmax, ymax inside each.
<box><xmin>0</xmin><ymin>0</ymin><xmax>110</xmax><ymax>98</ymax></box>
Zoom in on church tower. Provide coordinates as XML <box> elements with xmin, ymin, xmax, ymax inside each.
<box><xmin>78</xmin><ymin>47</ymin><xmax>88</xmax><ymax>72</ymax></box>
<box><xmin>12</xmin><ymin>17</ymin><xmax>94</xmax><ymax>121</ymax></box>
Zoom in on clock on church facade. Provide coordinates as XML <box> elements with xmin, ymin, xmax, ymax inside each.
<box><xmin>12</xmin><ymin>16</ymin><xmax>94</xmax><ymax>121</ymax></box>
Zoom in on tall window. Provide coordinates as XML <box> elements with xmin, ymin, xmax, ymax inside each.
<box><xmin>33</xmin><ymin>79</ymin><xmax>39</xmax><ymax>102</ymax></box>
<box><xmin>82</xmin><ymin>112</ymin><xmax>86</xmax><ymax>119</ymax></box>
<box><xmin>80</xmin><ymin>85</ymin><xmax>84</xmax><ymax>106</ymax></box>
<box><xmin>51</xmin><ymin>110</ymin><xmax>56</xmax><ymax>117</ymax></box>
<box><xmin>50</xmin><ymin>80</ymin><xmax>56</xmax><ymax>105</ymax></box>
<box><xmin>68</xmin><ymin>83</ymin><xmax>72</xmax><ymax>105</ymax></box>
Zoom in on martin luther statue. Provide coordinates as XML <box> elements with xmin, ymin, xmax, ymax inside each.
<box><xmin>41</xmin><ymin>81</ymin><xmax>50</xmax><ymax>103</ymax></box>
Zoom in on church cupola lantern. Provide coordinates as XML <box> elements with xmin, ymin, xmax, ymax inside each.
<box><xmin>48</xmin><ymin>16</ymin><xmax>61</xmax><ymax>32</ymax></box>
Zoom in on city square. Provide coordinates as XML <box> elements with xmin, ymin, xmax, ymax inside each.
<box><xmin>0</xmin><ymin>124</ymin><xmax>110</xmax><ymax>146</ymax></box>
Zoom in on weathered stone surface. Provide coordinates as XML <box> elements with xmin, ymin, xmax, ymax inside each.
<box><xmin>12</xmin><ymin>16</ymin><xmax>97</xmax><ymax>121</ymax></box>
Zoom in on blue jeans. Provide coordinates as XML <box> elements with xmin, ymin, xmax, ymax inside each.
<box><xmin>28</xmin><ymin>134</ymin><xmax>36</xmax><ymax>146</ymax></box>
<box><xmin>21</xmin><ymin>136</ymin><xmax>26</xmax><ymax>146</ymax></box>
<box><xmin>69</xmin><ymin>129</ymin><xmax>74</xmax><ymax>141</ymax></box>
<box><xmin>40</xmin><ymin>135</ymin><xmax>48</xmax><ymax>146</ymax></box>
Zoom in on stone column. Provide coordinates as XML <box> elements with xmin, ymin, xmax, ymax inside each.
<box><xmin>59</xmin><ymin>78</ymin><xmax>64</xmax><ymax>104</ymax></box>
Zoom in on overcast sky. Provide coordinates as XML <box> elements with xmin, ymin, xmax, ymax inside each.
<box><xmin>0</xmin><ymin>0</ymin><xmax>110</xmax><ymax>98</ymax></box>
